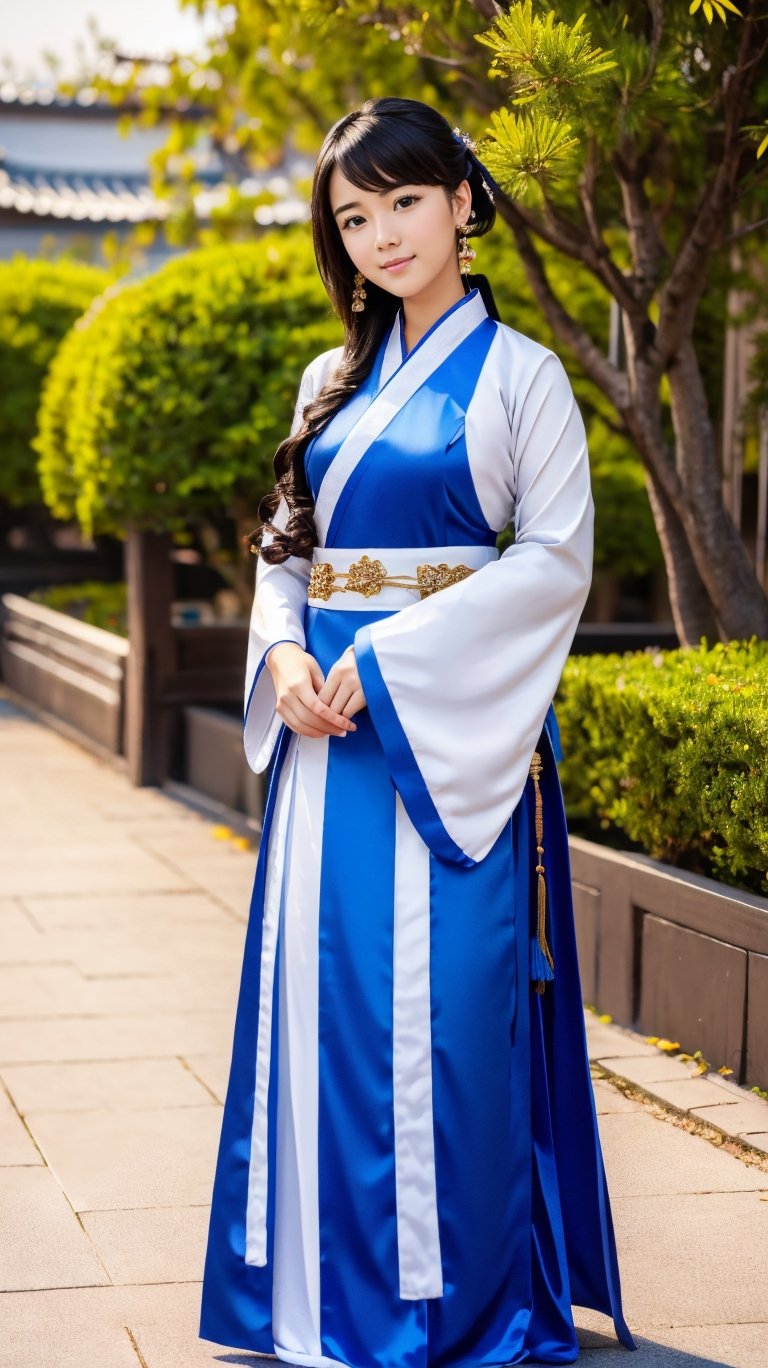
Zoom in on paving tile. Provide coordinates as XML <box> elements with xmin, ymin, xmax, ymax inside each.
<box><xmin>0</xmin><ymin>1085</ymin><xmax>41</xmax><ymax>1165</ymax></box>
<box><xmin>80</xmin><ymin>1204</ymin><xmax>211</xmax><ymax>1284</ymax></box>
<box><xmin>702</xmin><ymin>1072</ymin><xmax>760</xmax><ymax>1102</ymax></box>
<box><xmin>609</xmin><ymin>1189</ymin><xmax>768</xmax><ymax>1329</ymax></box>
<box><xmin>597</xmin><ymin>1110</ymin><xmax>767</xmax><ymax>1196</ymax></box>
<box><xmin>0</xmin><ymin>900</ymin><xmax>68</xmax><ymax>965</ymax></box>
<box><xmin>20</xmin><ymin>890</ymin><xmax>235</xmax><ymax>932</ymax></box>
<box><xmin>25</xmin><ymin>1104</ymin><xmax>222</xmax><ymax>1210</ymax></box>
<box><xmin>135</xmin><ymin>1318</ymin><xmax>277</xmax><ymax>1366</ymax></box>
<box><xmin>1</xmin><ymin>1057</ymin><xmax>215</xmax><ymax>1113</ymax></box>
<box><xmin>639</xmin><ymin>1075</ymin><xmax>746</xmax><ymax>1112</ymax></box>
<box><xmin>183</xmin><ymin>1054</ymin><xmax>232</xmax><ymax>1105</ymax></box>
<box><xmin>690</xmin><ymin>1098</ymin><xmax>768</xmax><ymax>1135</ymax></box>
<box><xmin>573</xmin><ymin>1312</ymin><xmax>768</xmax><ymax>1365</ymax></box>
<box><xmin>0</xmin><ymin>843</ymin><xmax>192</xmax><ymax>897</ymax></box>
<box><xmin>0</xmin><ymin>1008</ymin><xmax>234</xmax><ymax>1064</ymax></box>
<box><xmin>8</xmin><ymin>920</ymin><xmax>245</xmax><ymax>979</ymax></box>
<box><xmin>583</xmin><ymin>1019</ymin><xmax>660</xmax><ymax>1061</ymax></box>
<box><xmin>596</xmin><ymin>1051</ymin><xmax>699</xmax><ymax>1086</ymax></box>
<box><xmin>590</xmin><ymin>1078</ymin><xmax>644</xmax><ymax>1115</ymax></box>
<box><xmin>0</xmin><ymin>1282</ymin><xmax>224</xmax><ymax>1368</ymax></box>
<box><xmin>0</xmin><ymin>962</ymin><xmax>239</xmax><ymax>1018</ymax></box>
<box><xmin>0</xmin><ymin>1166</ymin><xmax>110</xmax><ymax>1291</ymax></box>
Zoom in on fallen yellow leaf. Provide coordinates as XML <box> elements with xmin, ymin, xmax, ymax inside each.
<box><xmin>211</xmin><ymin>825</ymin><xmax>233</xmax><ymax>841</ymax></box>
<box><xmin>598</xmin><ymin>1013</ymin><xmax>613</xmax><ymax>1024</ymax></box>
<box><xmin>717</xmin><ymin>1065</ymin><xmax>734</xmax><ymax>1076</ymax></box>
<box><xmin>657</xmin><ymin>1039</ymin><xmax>681</xmax><ymax>1051</ymax></box>
<box><xmin>231</xmin><ymin>835</ymin><xmax>252</xmax><ymax>851</ymax></box>
<box><xmin>646</xmin><ymin>1036</ymin><xmax>660</xmax><ymax>1045</ymax></box>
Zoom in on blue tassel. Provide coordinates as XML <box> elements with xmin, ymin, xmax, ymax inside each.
<box><xmin>530</xmin><ymin>935</ymin><xmax>555</xmax><ymax>988</ymax></box>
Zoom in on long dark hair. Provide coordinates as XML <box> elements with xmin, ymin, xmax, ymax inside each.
<box><xmin>252</xmin><ymin>96</ymin><xmax>499</xmax><ymax>564</ymax></box>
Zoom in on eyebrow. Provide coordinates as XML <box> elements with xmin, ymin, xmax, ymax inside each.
<box><xmin>332</xmin><ymin>185</ymin><xmax>409</xmax><ymax>218</ymax></box>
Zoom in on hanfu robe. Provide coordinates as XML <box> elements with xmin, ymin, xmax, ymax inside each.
<box><xmin>199</xmin><ymin>285</ymin><xmax>637</xmax><ymax>1365</ymax></box>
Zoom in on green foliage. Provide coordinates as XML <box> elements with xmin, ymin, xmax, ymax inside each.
<box><xmin>0</xmin><ymin>257</ymin><xmax>112</xmax><ymax>506</ymax></box>
<box><xmin>476</xmin><ymin>1</ymin><xmax>766</xmax><ymax>215</ymax></box>
<box><xmin>476</xmin><ymin>4</ymin><xmax>618</xmax><ymax>102</ymax></box>
<box><xmin>556</xmin><ymin>638</ymin><xmax>768</xmax><ymax>896</ymax></box>
<box><xmin>481</xmin><ymin>108</ymin><xmax>580</xmax><ymax>200</ymax></box>
<box><xmin>29</xmin><ymin>580</ymin><xmax>128</xmax><ymax>636</ymax></box>
<box><xmin>34</xmin><ymin>231</ymin><xmax>343</xmax><ymax>537</ymax></box>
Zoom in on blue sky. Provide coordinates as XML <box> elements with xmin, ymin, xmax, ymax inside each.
<box><xmin>2</xmin><ymin>0</ymin><xmax>220</xmax><ymax>83</ymax></box>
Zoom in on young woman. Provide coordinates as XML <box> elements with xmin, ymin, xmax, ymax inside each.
<box><xmin>199</xmin><ymin>96</ymin><xmax>636</xmax><ymax>1366</ymax></box>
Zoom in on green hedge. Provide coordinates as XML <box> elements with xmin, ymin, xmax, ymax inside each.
<box><xmin>35</xmin><ymin>231</ymin><xmax>343</xmax><ymax>538</ymax></box>
<box><xmin>556</xmin><ymin>638</ymin><xmax>768</xmax><ymax>897</ymax></box>
<box><xmin>0</xmin><ymin>257</ymin><xmax>112</xmax><ymax>506</ymax></box>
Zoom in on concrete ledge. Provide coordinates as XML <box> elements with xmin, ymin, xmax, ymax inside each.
<box><xmin>584</xmin><ymin>1009</ymin><xmax>768</xmax><ymax>1158</ymax></box>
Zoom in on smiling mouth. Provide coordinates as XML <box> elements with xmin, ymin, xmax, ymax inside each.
<box><xmin>382</xmin><ymin>257</ymin><xmax>414</xmax><ymax>269</ymax></box>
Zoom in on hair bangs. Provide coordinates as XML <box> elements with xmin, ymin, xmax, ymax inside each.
<box><xmin>334</xmin><ymin>120</ymin><xmax>448</xmax><ymax>195</ymax></box>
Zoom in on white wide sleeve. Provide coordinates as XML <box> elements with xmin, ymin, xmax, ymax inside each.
<box><xmin>243</xmin><ymin>364</ymin><xmax>316</xmax><ymax>773</ymax></box>
<box><xmin>352</xmin><ymin>350</ymin><xmax>593</xmax><ymax>867</ymax></box>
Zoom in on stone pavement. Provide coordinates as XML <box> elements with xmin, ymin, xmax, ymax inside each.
<box><xmin>0</xmin><ymin>690</ymin><xmax>767</xmax><ymax>1368</ymax></box>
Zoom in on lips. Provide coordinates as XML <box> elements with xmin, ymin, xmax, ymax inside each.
<box><xmin>382</xmin><ymin>256</ymin><xmax>414</xmax><ymax>269</ymax></box>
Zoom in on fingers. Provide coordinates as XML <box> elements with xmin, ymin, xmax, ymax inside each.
<box><xmin>273</xmin><ymin>647</ymin><xmax>360</xmax><ymax>739</ymax></box>
<box><xmin>277</xmin><ymin>680</ymin><xmax>355</xmax><ymax>738</ymax></box>
<box><xmin>322</xmin><ymin>683</ymin><xmax>366</xmax><ymax>719</ymax></box>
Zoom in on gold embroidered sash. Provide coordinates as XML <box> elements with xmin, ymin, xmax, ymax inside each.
<box><xmin>308</xmin><ymin>553</ymin><xmax>475</xmax><ymax>602</ymax></box>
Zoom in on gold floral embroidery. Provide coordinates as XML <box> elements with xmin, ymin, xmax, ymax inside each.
<box><xmin>308</xmin><ymin>555</ymin><xmax>475</xmax><ymax>602</ymax></box>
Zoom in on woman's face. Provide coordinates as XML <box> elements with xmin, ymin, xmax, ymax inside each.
<box><xmin>328</xmin><ymin>165</ymin><xmax>473</xmax><ymax>303</ymax></box>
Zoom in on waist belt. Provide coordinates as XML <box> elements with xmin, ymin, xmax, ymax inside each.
<box><xmin>309</xmin><ymin>554</ymin><xmax>475</xmax><ymax>602</ymax></box>
<box><xmin>307</xmin><ymin>544</ymin><xmax>499</xmax><ymax>610</ymax></box>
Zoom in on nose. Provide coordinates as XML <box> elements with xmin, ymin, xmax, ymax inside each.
<box><xmin>374</xmin><ymin>214</ymin><xmax>400</xmax><ymax>252</ymax></box>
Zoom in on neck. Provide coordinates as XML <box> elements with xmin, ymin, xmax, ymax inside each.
<box><xmin>401</xmin><ymin>271</ymin><xmax>468</xmax><ymax>355</ymax></box>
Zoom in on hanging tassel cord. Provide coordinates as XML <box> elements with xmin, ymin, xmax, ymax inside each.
<box><xmin>529</xmin><ymin>750</ymin><xmax>555</xmax><ymax>995</ymax></box>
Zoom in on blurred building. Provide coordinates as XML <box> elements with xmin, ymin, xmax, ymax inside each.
<box><xmin>0</xmin><ymin>73</ymin><xmax>310</xmax><ymax>269</ymax></box>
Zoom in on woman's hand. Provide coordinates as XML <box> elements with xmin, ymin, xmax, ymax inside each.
<box><xmin>316</xmin><ymin>644</ymin><xmax>367</xmax><ymax>719</ymax></box>
<box><xmin>266</xmin><ymin>642</ymin><xmax>357</xmax><ymax>738</ymax></box>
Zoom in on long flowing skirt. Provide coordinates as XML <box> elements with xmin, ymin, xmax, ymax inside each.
<box><xmin>198</xmin><ymin>602</ymin><xmax>635</xmax><ymax>1365</ymax></box>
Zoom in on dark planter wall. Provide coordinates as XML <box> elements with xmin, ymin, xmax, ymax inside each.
<box><xmin>570</xmin><ymin>835</ymin><xmax>768</xmax><ymax>1091</ymax></box>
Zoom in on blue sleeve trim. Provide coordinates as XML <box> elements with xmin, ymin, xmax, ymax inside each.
<box><xmin>354</xmin><ymin>624</ymin><xmax>476</xmax><ymax>869</ymax></box>
<box><xmin>544</xmin><ymin>701</ymin><xmax>563</xmax><ymax>763</ymax></box>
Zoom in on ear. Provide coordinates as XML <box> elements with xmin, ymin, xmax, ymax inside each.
<box><xmin>453</xmin><ymin>177</ymin><xmax>473</xmax><ymax>225</ymax></box>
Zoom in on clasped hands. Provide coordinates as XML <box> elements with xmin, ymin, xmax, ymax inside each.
<box><xmin>265</xmin><ymin>641</ymin><xmax>366</xmax><ymax>739</ymax></box>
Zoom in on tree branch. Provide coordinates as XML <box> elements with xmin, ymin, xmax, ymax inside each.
<box><xmin>511</xmin><ymin>192</ymin><xmax>641</xmax><ymax>315</ymax></box>
<box><xmin>611</xmin><ymin>142</ymin><xmax>667</xmax><ymax>306</ymax></box>
<box><xmin>656</xmin><ymin>7</ymin><xmax>768</xmax><ymax>360</ymax></box>
<box><xmin>465</xmin><ymin>0</ymin><xmax>501</xmax><ymax>20</ymax></box>
<box><xmin>496</xmin><ymin>196</ymin><xmax>630</xmax><ymax>410</ymax></box>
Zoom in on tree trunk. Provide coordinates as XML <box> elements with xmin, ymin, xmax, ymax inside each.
<box><xmin>666</xmin><ymin>341</ymin><xmax>768</xmax><ymax>641</ymax></box>
<box><xmin>124</xmin><ymin>528</ymin><xmax>175</xmax><ymax>786</ymax></box>
<box><xmin>232</xmin><ymin>496</ymin><xmax>259</xmax><ymax>616</ymax></box>
<box><xmin>641</xmin><ymin>466</ymin><xmax>717</xmax><ymax>646</ymax></box>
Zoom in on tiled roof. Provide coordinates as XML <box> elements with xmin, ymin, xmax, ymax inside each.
<box><xmin>0</xmin><ymin>158</ymin><xmax>308</xmax><ymax>226</ymax></box>
<box><xmin>0</xmin><ymin>78</ymin><xmax>208</xmax><ymax>117</ymax></box>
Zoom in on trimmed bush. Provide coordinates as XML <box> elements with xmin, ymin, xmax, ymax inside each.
<box><xmin>0</xmin><ymin>257</ymin><xmax>112</xmax><ymax>506</ymax></box>
<box><xmin>35</xmin><ymin>231</ymin><xmax>343</xmax><ymax>538</ymax></box>
<box><xmin>556</xmin><ymin>638</ymin><xmax>768</xmax><ymax>897</ymax></box>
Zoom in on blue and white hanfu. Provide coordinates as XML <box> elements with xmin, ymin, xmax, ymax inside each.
<box><xmin>199</xmin><ymin>286</ymin><xmax>637</xmax><ymax>1365</ymax></box>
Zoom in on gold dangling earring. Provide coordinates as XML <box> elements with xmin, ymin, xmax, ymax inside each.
<box><xmin>351</xmin><ymin>270</ymin><xmax>367</xmax><ymax>313</ymax></box>
<box><xmin>457</xmin><ymin>214</ymin><xmax>477</xmax><ymax>275</ymax></box>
